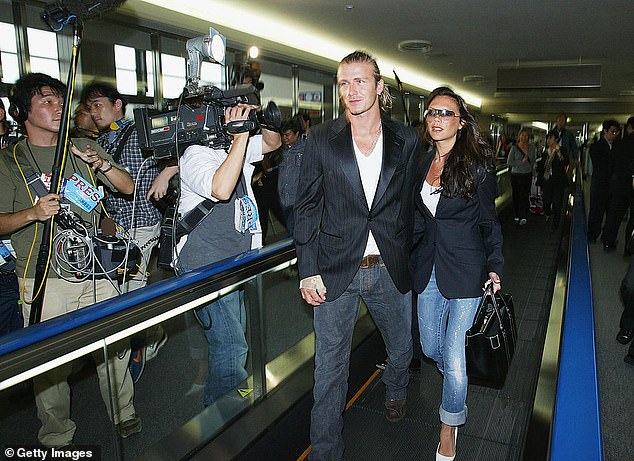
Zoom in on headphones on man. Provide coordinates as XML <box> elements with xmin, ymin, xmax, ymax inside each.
<box><xmin>8</xmin><ymin>86</ymin><xmax>28</xmax><ymax>124</ymax></box>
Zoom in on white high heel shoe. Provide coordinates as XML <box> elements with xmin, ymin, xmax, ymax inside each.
<box><xmin>436</xmin><ymin>427</ymin><xmax>458</xmax><ymax>461</ymax></box>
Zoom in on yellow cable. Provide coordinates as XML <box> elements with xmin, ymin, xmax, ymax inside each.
<box><xmin>13</xmin><ymin>143</ymin><xmax>52</xmax><ymax>305</ymax></box>
<box><xmin>86</xmin><ymin>164</ymin><xmax>112</xmax><ymax>219</ymax></box>
<box><xmin>13</xmin><ymin>44</ymin><xmax>91</xmax><ymax>307</ymax></box>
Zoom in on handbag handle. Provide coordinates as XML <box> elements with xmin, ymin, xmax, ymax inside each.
<box><xmin>475</xmin><ymin>286</ymin><xmax>507</xmax><ymax>334</ymax></box>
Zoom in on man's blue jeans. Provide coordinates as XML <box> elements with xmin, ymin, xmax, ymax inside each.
<box><xmin>417</xmin><ymin>268</ymin><xmax>480</xmax><ymax>426</ymax></box>
<box><xmin>309</xmin><ymin>265</ymin><xmax>412</xmax><ymax>460</ymax></box>
<box><xmin>195</xmin><ymin>290</ymin><xmax>249</xmax><ymax>406</ymax></box>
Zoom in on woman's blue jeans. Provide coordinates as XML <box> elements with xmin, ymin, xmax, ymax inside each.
<box><xmin>417</xmin><ymin>268</ymin><xmax>480</xmax><ymax>426</ymax></box>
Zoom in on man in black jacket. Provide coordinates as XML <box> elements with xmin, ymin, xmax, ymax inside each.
<box><xmin>294</xmin><ymin>50</ymin><xmax>421</xmax><ymax>460</ymax></box>
<box><xmin>603</xmin><ymin>117</ymin><xmax>634</xmax><ymax>253</ymax></box>
<box><xmin>587</xmin><ymin>119</ymin><xmax>620</xmax><ymax>244</ymax></box>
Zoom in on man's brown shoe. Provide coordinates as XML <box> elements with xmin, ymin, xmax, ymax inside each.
<box><xmin>117</xmin><ymin>414</ymin><xmax>142</xmax><ymax>438</ymax></box>
<box><xmin>385</xmin><ymin>399</ymin><xmax>406</xmax><ymax>422</ymax></box>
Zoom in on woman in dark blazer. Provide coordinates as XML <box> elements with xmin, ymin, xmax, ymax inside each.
<box><xmin>411</xmin><ymin>87</ymin><xmax>504</xmax><ymax>461</ymax></box>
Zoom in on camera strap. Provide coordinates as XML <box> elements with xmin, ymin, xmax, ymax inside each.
<box><xmin>175</xmin><ymin>173</ymin><xmax>248</xmax><ymax>240</ymax></box>
<box><xmin>175</xmin><ymin>198</ymin><xmax>216</xmax><ymax>241</ymax></box>
<box><xmin>111</xmin><ymin>123</ymin><xmax>135</xmax><ymax>164</ymax></box>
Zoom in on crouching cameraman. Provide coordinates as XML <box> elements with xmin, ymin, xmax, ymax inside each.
<box><xmin>175</xmin><ymin>103</ymin><xmax>280</xmax><ymax>406</ymax></box>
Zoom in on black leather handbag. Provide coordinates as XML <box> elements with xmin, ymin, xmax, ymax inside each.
<box><xmin>465</xmin><ymin>288</ymin><xmax>517</xmax><ymax>388</ymax></box>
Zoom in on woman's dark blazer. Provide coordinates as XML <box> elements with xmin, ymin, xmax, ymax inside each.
<box><xmin>411</xmin><ymin>149</ymin><xmax>504</xmax><ymax>299</ymax></box>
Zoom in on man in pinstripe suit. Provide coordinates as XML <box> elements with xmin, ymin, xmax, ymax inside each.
<box><xmin>294</xmin><ymin>50</ymin><xmax>422</xmax><ymax>460</ymax></box>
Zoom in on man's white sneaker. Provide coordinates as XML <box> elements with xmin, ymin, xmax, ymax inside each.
<box><xmin>145</xmin><ymin>331</ymin><xmax>168</xmax><ymax>362</ymax></box>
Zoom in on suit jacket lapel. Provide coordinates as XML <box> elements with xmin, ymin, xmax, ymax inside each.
<box><xmin>415</xmin><ymin>150</ymin><xmax>435</xmax><ymax>217</ymax></box>
<box><xmin>371</xmin><ymin>119</ymin><xmax>403</xmax><ymax>210</ymax></box>
<box><xmin>329</xmin><ymin>116</ymin><xmax>367</xmax><ymax>206</ymax></box>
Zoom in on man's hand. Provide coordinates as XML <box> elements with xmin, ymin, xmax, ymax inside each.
<box><xmin>32</xmin><ymin>193</ymin><xmax>61</xmax><ymax>221</ymax></box>
<box><xmin>147</xmin><ymin>165</ymin><xmax>178</xmax><ymax>201</ymax></box>
<box><xmin>300</xmin><ymin>275</ymin><xmax>327</xmax><ymax>306</ymax></box>
<box><xmin>71</xmin><ymin>143</ymin><xmax>105</xmax><ymax>170</ymax></box>
<box><xmin>225</xmin><ymin>103</ymin><xmax>257</xmax><ymax>127</ymax></box>
<box><xmin>71</xmin><ymin>143</ymin><xmax>134</xmax><ymax>194</ymax></box>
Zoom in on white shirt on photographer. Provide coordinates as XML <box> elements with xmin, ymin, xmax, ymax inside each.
<box><xmin>178</xmin><ymin>134</ymin><xmax>264</xmax><ymax>251</ymax></box>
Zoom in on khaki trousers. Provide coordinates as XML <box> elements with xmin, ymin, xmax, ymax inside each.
<box><xmin>21</xmin><ymin>278</ymin><xmax>135</xmax><ymax>447</ymax></box>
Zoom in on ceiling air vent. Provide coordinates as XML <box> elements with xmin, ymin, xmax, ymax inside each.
<box><xmin>497</xmin><ymin>64</ymin><xmax>602</xmax><ymax>90</ymax></box>
<box><xmin>463</xmin><ymin>75</ymin><xmax>486</xmax><ymax>85</ymax></box>
<box><xmin>398</xmin><ymin>40</ymin><xmax>432</xmax><ymax>53</ymax></box>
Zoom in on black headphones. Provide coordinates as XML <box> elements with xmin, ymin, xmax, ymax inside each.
<box><xmin>8</xmin><ymin>86</ymin><xmax>28</xmax><ymax>124</ymax></box>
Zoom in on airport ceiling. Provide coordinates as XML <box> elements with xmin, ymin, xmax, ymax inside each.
<box><xmin>118</xmin><ymin>0</ymin><xmax>634</xmax><ymax>131</ymax></box>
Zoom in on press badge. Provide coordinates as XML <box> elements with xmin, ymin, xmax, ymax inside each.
<box><xmin>235</xmin><ymin>195</ymin><xmax>260</xmax><ymax>234</ymax></box>
<box><xmin>62</xmin><ymin>172</ymin><xmax>104</xmax><ymax>212</ymax></box>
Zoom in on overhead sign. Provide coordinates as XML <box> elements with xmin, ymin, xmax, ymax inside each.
<box><xmin>299</xmin><ymin>91</ymin><xmax>322</xmax><ymax>103</ymax></box>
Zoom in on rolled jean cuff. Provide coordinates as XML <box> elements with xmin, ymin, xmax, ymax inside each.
<box><xmin>439</xmin><ymin>404</ymin><xmax>467</xmax><ymax>426</ymax></box>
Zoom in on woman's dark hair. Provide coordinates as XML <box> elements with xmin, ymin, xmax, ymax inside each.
<box><xmin>547</xmin><ymin>130</ymin><xmax>560</xmax><ymax>142</ymax></box>
<box><xmin>423</xmin><ymin>86</ymin><xmax>495</xmax><ymax>199</ymax></box>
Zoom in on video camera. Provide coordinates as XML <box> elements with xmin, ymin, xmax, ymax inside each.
<box><xmin>134</xmin><ymin>26</ymin><xmax>280</xmax><ymax>159</ymax></box>
<box><xmin>134</xmin><ymin>84</ymin><xmax>281</xmax><ymax>160</ymax></box>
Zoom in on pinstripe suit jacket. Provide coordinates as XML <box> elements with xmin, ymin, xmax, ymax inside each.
<box><xmin>294</xmin><ymin>114</ymin><xmax>422</xmax><ymax>301</ymax></box>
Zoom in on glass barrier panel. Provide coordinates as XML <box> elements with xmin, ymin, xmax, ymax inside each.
<box><xmin>0</xmin><ymin>340</ymin><xmax>119</xmax><ymax>460</ymax></box>
<box><xmin>258</xmin><ymin>261</ymin><xmax>314</xmax><ymax>390</ymax></box>
<box><xmin>112</xmin><ymin>279</ymin><xmax>268</xmax><ymax>460</ymax></box>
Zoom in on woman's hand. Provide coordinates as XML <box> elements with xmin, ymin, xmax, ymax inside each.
<box><xmin>484</xmin><ymin>272</ymin><xmax>502</xmax><ymax>293</ymax></box>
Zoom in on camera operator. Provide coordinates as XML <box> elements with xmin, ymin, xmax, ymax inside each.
<box><xmin>83</xmin><ymin>83</ymin><xmax>162</xmax><ymax>294</ymax></box>
<box><xmin>176</xmin><ymin>102</ymin><xmax>280</xmax><ymax>406</ymax></box>
<box><xmin>83</xmin><ymin>82</ymin><xmax>169</xmax><ymax>381</ymax></box>
<box><xmin>0</xmin><ymin>73</ymin><xmax>140</xmax><ymax>447</ymax></box>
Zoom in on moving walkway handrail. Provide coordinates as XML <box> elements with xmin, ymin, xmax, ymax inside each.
<box><xmin>0</xmin><ymin>238</ymin><xmax>296</xmax><ymax>389</ymax></box>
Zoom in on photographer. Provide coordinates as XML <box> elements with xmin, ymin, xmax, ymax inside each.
<box><xmin>176</xmin><ymin>102</ymin><xmax>280</xmax><ymax>406</ymax></box>
<box><xmin>83</xmin><ymin>83</ymin><xmax>163</xmax><ymax>295</ymax></box>
<box><xmin>0</xmin><ymin>73</ymin><xmax>140</xmax><ymax>447</ymax></box>
<box><xmin>83</xmin><ymin>82</ymin><xmax>171</xmax><ymax>383</ymax></box>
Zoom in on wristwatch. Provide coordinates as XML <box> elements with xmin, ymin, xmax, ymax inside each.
<box><xmin>98</xmin><ymin>159</ymin><xmax>113</xmax><ymax>174</ymax></box>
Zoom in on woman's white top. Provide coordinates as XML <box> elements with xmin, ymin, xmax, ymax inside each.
<box><xmin>421</xmin><ymin>180</ymin><xmax>441</xmax><ymax>216</ymax></box>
